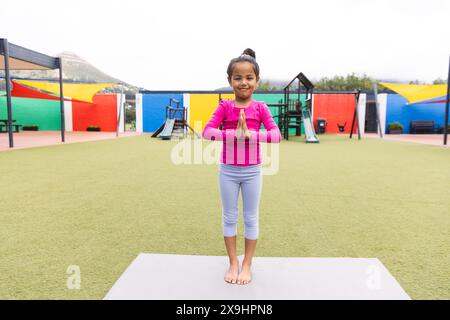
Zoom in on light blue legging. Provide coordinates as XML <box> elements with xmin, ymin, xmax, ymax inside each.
<box><xmin>218</xmin><ymin>163</ymin><xmax>262</xmax><ymax>240</ymax></box>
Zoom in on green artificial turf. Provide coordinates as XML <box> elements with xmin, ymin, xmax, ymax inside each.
<box><xmin>0</xmin><ymin>134</ymin><xmax>448</xmax><ymax>299</ymax></box>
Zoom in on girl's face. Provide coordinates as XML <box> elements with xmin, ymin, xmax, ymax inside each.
<box><xmin>228</xmin><ymin>61</ymin><xmax>259</xmax><ymax>101</ymax></box>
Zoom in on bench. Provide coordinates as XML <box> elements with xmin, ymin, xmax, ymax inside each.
<box><xmin>0</xmin><ymin>124</ymin><xmax>23</xmax><ymax>133</ymax></box>
<box><xmin>410</xmin><ymin>120</ymin><xmax>435</xmax><ymax>134</ymax></box>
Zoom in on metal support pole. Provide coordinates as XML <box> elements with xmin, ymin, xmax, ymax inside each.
<box><xmin>373</xmin><ymin>82</ymin><xmax>384</xmax><ymax>138</ymax></box>
<box><xmin>2</xmin><ymin>39</ymin><xmax>14</xmax><ymax>148</ymax></box>
<box><xmin>350</xmin><ymin>90</ymin><xmax>361</xmax><ymax>140</ymax></box>
<box><xmin>444</xmin><ymin>55</ymin><xmax>450</xmax><ymax>145</ymax></box>
<box><xmin>116</xmin><ymin>84</ymin><xmax>124</xmax><ymax>137</ymax></box>
<box><xmin>356</xmin><ymin>91</ymin><xmax>361</xmax><ymax>140</ymax></box>
<box><xmin>58</xmin><ymin>58</ymin><xmax>65</xmax><ymax>142</ymax></box>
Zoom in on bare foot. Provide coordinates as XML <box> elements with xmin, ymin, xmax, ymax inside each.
<box><xmin>237</xmin><ymin>263</ymin><xmax>252</xmax><ymax>285</ymax></box>
<box><xmin>224</xmin><ymin>262</ymin><xmax>239</xmax><ymax>284</ymax></box>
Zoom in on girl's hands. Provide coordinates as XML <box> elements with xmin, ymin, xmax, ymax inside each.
<box><xmin>241</xmin><ymin>111</ymin><xmax>251</xmax><ymax>138</ymax></box>
<box><xmin>236</xmin><ymin>109</ymin><xmax>251</xmax><ymax>139</ymax></box>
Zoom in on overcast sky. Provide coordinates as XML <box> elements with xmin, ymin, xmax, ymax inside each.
<box><xmin>1</xmin><ymin>0</ymin><xmax>449</xmax><ymax>90</ymax></box>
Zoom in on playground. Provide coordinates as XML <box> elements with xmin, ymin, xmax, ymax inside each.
<box><xmin>0</xmin><ymin>134</ymin><xmax>448</xmax><ymax>299</ymax></box>
<box><xmin>0</xmin><ymin>131</ymin><xmax>139</xmax><ymax>151</ymax></box>
<box><xmin>1</xmin><ymin>39</ymin><xmax>449</xmax><ymax>300</ymax></box>
<box><xmin>365</xmin><ymin>133</ymin><xmax>450</xmax><ymax>147</ymax></box>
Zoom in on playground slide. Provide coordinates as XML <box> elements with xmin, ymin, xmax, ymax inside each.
<box><xmin>160</xmin><ymin>119</ymin><xmax>176</xmax><ymax>140</ymax></box>
<box><xmin>151</xmin><ymin>123</ymin><xmax>165</xmax><ymax>138</ymax></box>
<box><xmin>301</xmin><ymin>108</ymin><xmax>319</xmax><ymax>143</ymax></box>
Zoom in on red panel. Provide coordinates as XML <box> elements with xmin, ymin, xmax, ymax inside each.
<box><xmin>72</xmin><ymin>94</ymin><xmax>117</xmax><ymax>132</ymax></box>
<box><xmin>313</xmin><ymin>94</ymin><xmax>357</xmax><ymax>134</ymax></box>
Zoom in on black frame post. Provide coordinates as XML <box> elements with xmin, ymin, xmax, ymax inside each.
<box><xmin>2</xmin><ymin>39</ymin><xmax>14</xmax><ymax>148</ymax></box>
<box><xmin>58</xmin><ymin>57</ymin><xmax>65</xmax><ymax>142</ymax></box>
<box><xmin>444</xmin><ymin>55</ymin><xmax>450</xmax><ymax>145</ymax></box>
<box><xmin>116</xmin><ymin>84</ymin><xmax>124</xmax><ymax>137</ymax></box>
<box><xmin>1</xmin><ymin>39</ymin><xmax>61</xmax><ymax>148</ymax></box>
<box><xmin>350</xmin><ymin>90</ymin><xmax>361</xmax><ymax>140</ymax></box>
<box><xmin>373</xmin><ymin>82</ymin><xmax>384</xmax><ymax>138</ymax></box>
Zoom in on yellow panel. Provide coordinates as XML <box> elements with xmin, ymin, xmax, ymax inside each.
<box><xmin>219</xmin><ymin>93</ymin><xmax>235</xmax><ymax>101</ymax></box>
<box><xmin>16</xmin><ymin>80</ymin><xmax>114</xmax><ymax>103</ymax></box>
<box><xmin>380</xmin><ymin>83</ymin><xmax>447</xmax><ymax>104</ymax></box>
<box><xmin>189</xmin><ymin>93</ymin><xmax>235</xmax><ymax>132</ymax></box>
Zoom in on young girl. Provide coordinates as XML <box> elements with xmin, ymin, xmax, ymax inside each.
<box><xmin>202</xmin><ymin>48</ymin><xmax>282</xmax><ymax>285</ymax></box>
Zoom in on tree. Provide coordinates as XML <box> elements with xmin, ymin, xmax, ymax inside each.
<box><xmin>313</xmin><ymin>73</ymin><xmax>381</xmax><ymax>91</ymax></box>
<box><xmin>433</xmin><ymin>78</ymin><xmax>447</xmax><ymax>84</ymax></box>
<box><xmin>125</xmin><ymin>107</ymin><xmax>136</xmax><ymax>123</ymax></box>
<box><xmin>257</xmin><ymin>80</ymin><xmax>279</xmax><ymax>91</ymax></box>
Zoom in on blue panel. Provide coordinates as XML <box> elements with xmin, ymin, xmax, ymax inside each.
<box><xmin>142</xmin><ymin>94</ymin><xmax>184</xmax><ymax>133</ymax></box>
<box><xmin>385</xmin><ymin>94</ymin><xmax>446</xmax><ymax>134</ymax></box>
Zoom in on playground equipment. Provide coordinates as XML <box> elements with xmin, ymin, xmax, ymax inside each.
<box><xmin>337</xmin><ymin>122</ymin><xmax>347</xmax><ymax>132</ymax></box>
<box><xmin>446</xmin><ymin>56</ymin><xmax>450</xmax><ymax>145</ymax></box>
<box><xmin>151</xmin><ymin>98</ymin><xmax>200</xmax><ymax>140</ymax></box>
<box><xmin>349</xmin><ymin>90</ymin><xmax>362</xmax><ymax>140</ymax></box>
<box><xmin>268</xmin><ymin>72</ymin><xmax>319</xmax><ymax>143</ymax></box>
<box><xmin>316</xmin><ymin>118</ymin><xmax>326</xmax><ymax>134</ymax></box>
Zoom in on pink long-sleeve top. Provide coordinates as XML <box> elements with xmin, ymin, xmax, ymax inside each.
<box><xmin>202</xmin><ymin>99</ymin><xmax>282</xmax><ymax>166</ymax></box>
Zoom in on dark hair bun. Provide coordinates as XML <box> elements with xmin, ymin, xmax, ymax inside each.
<box><xmin>242</xmin><ymin>48</ymin><xmax>256</xmax><ymax>59</ymax></box>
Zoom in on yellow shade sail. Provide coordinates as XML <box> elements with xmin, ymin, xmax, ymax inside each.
<box><xmin>380</xmin><ymin>82</ymin><xmax>447</xmax><ymax>104</ymax></box>
<box><xmin>15</xmin><ymin>80</ymin><xmax>114</xmax><ymax>103</ymax></box>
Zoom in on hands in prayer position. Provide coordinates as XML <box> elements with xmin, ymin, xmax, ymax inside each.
<box><xmin>236</xmin><ymin>109</ymin><xmax>251</xmax><ymax>139</ymax></box>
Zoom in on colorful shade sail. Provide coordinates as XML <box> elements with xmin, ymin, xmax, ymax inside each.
<box><xmin>423</xmin><ymin>99</ymin><xmax>448</xmax><ymax>104</ymax></box>
<box><xmin>380</xmin><ymin>82</ymin><xmax>447</xmax><ymax>105</ymax></box>
<box><xmin>9</xmin><ymin>81</ymin><xmax>95</xmax><ymax>105</ymax></box>
<box><xmin>15</xmin><ymin>80</ymin><xmax>114</xmax><ymax>103</ymax></box>
<box><xmin>11</xmin><ymin>80</ymin><xmax>65</xmax><ymax>101</ymax></box>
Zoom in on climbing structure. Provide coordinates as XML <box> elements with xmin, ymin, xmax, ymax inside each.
<box><xmin>151</xmin><ymin>98</ymin><xmax>200</xmax><ymax>140</ymax></box>
<box><xmin>268</xmin><ymin>72</ymin><xmax>319</xmax><ymax>143</ymax></box>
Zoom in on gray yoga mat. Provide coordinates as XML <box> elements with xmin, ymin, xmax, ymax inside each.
<box><xmin>104</xmin><ymin>253</ymin><xmax>410</xmax><ymax>300</ymax></box>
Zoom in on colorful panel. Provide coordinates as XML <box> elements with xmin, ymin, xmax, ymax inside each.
<box><xmin>72</xmin><ymin>94</ymin><xmax>117</xmax><ymax>132</ymax></box>
<box><xmin>142</xmin><ymin>93</ymin><xmax>184</xmax><ymax>133</ymax></box>
<box><xmin>0</xmin><ymin>96</ymin><xmax>61</xmax><ymax>130</ymax></box>
<box><xmin>189</xmin><ymin>94</ymin><xmax>233</xmax><ymax>132</ymax></box>
<box><xmin>312</xmin><ymin>94</ymin><xmax>357</xmax><ymax>134</ymax></box>
<box><xmin>385</xmin><ymin>94</ymin><xmax>446</xmax><ymax>134</ymax></box>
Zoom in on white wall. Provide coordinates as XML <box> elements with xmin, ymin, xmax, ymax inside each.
<box><xmin>135</xmin><ymin>94</ymin><xmax>143</xmax><ymax>133</ymax></box>
<box><xmin>357</xmin><ymin>93</ymin><xmax>366</xmax><ymax>134</ymax></box>
<box><xmin>377</xmin><ymin>93</ymin><xmax>387</xmax><ymax>134</ymax></box>
<box><xmin>116</xmin><ymin>94</ymin><xmax>125</xmax><ymax>133</ymax></box>
<box><xmin>63</xmin><ymin>99</ymin><xmax>72</xmax><ymax>132</ymax></box>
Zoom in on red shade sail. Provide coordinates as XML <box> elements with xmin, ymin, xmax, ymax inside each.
<box><xmin>9</xmin><ymin>80</ymin><xmax>93</xmax><ymax>105</ymax></box>
<box><xmin>11</xmin><ymin>80</ymin><xmax>63</xmax><ymax>100</ymax></box>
